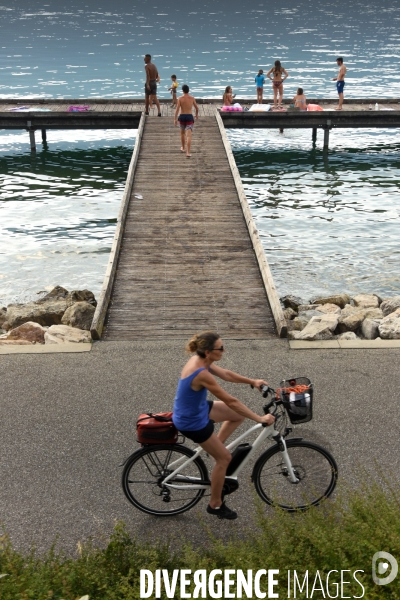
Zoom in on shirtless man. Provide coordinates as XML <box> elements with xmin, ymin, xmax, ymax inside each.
<box><xmin>332</xmin><ymin>57</ymin><xmax>347</xmax><ymax>110</ymax></box>
<box><xmin>144</xmin><ymin>54</ymin><xmax>161</xmax><ymax>116</ymax></box>
<box><xmin>174</xmin><ymin>84</ymin><xmax>199</xmax><ymax>158</ymax></box>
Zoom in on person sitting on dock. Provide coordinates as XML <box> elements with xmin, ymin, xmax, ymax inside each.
<box><xmin>293</xmin><ymin>87</ymin><xmax>307</xmax><ymax>110</ymax></box>
<box><xmin>332</xmin><ymin>57</ymin><xmax>347</xmax><ymax>110</ymax></box>
<box><xmin>144</xmin><ymin>54</ymin><xmax>161</xmax><ymax>117</ymax></box>
<box><xmin>223</xmin><ymin>86</ymin><xmax>236</xmax><ymax>106</ymax></box>
<box><xmin>174</xmin><ymin>84</ymin><xmax>199</xmax><ymax>158</ymax></box>
<box><xmin>266</xmin><ymin>60</ymin><xmax>289</xmax><ymax>109</ymax></box>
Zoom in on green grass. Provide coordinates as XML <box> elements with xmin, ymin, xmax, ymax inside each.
<box><xmin>1</xmin><ymin>480</ymin><xmax>400</xmax><ymax>599</ymax></box>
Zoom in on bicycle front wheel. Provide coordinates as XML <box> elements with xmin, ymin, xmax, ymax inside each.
<box><xmin>253</xmin><ymin>439</ymin><xmax>338</xmax><ymax>511</ymax></box>
<box><xmin>122</xmin><ymin>444</ymin><xmax>209</xmax><ymax>516</ymax></box>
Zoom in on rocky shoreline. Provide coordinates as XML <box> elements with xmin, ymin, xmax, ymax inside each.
<box><xmin>0</xmin><ymin>286</ymin><xmax>96</xmax><ymax>345</ymax></box>
<box><xmin>281</xmin><ymin>293</ymin><xmax>400</xmax><ymax>341</ymax></box>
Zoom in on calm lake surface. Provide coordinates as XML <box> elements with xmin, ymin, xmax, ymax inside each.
<box><xmin>1</xmin><ymin>0</ymin><xmax>400</xmax><ymax>306</ymax></box>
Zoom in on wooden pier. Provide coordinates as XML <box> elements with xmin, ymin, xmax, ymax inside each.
<box><xmin>2</xmin><ymin>98</ymin><xmax>400</xmax><ymax>340</ymax></box>
<box><xmin>91</xmin><ymin>109</ymin><xmax>282</xmax><ymax>340</ymax></box>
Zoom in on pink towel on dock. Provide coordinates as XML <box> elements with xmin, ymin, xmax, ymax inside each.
<box><xmin>307</xmin><ymin>104</ymin><xmax>323</xmax><ymax>111</ymax></box>
<box><xmin>220</xmin><ymin>105</ymin><xmax>243</xmax><ymax>112</ymax></box>
<box><xmin>67</xmin><ymin>105</ymin><xmax>90</xmax><ymax>112</ymax></box>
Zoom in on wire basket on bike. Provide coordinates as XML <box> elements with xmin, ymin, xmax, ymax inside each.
<box><xmin>277</xmin><ymin>377</ymin><xmax>313</xmax><ymax>425</ymax></box>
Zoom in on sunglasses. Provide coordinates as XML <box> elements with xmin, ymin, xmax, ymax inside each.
<box><xmin>213</xmin><ymin>346</ymin><xmax>224</xmax><ymax>352</ymax></box>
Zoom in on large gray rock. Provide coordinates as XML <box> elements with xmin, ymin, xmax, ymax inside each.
<box><xmin>7</xmin><ymin>321</ymin><xmax>46</xmax><ymax>344</ymax></box>
<box><xmin>44</xmin><ymin>324</ymin><xmax>92</xmax><ymax>344</ymax></box>
<box><xmin>298</xmin><ymin>304</ymin><xmax>318</xmax><ymax>312</ymax></box>
<box><xmin>316</xmin><ymin>303</ymin><xmax>341</xmax><ymax>315</ymax></box>
<box><xmin>361</xmin><ymin>319</ymin><xmax>380</xmax><ymax>340</ymax></box>
<box><xmin>37</xmin><ymin>286</ymin><xmax>69</xmax><ymax>302</ymax></box>
<box><xmin>295</xmin><ymin>310</ymin><xmax>321</xmax><ymax>330</ymax></box>
<box><xmin>338</xmin><ymin>308</ymin><xmax>383</xmax><ymax>333</ymax></box>
<box><xmin>380</xmin><ymin>296</ymin><xmax>400</xmax><ymax>317</ymax></box>
<box><xmin>337</xmin><ymin>332</ymin><xmax>358</xmax><ymax>340</ymax></box>
<box><xmin>61</xmin><ymin>302</ymin><xmax>95</xmax><ymax>331</ymax></box>
<box><xmin>289</xmin><ymin>314</ymin><xmax>339</xmax><ymax>341</ymax></box>
<box><xmin>66</xmin><ymin>289</ymin><xmax>97</xmax><ymax>308</ymax></box>
<box><xmin>353</xmin><ymin>294</ymin><xmax>380</xmax><ymax>309</ymax></box>
<box><xmin>280</xmin><ymin>295</ymin><xmax>303</xmax><ymax>311</ymax></box>
<box><xmin>313</xmin><ymin>294</ymin><xmax>351</xmax><ymax>309</ymax></box>
<box><xmin>3</xmin><ymin>298</ymin><xmax>68</xmax><ymax>330</ymax></box>
<box><xmin>378</xmin><ymin>308</ymin><xmax>400</xmax><ymax>339</ymax></box>
<box><xmin>0</xmin><ymin>307</ymin><xmax>7</xmax><ymax>328</ymax></box>
<box><xmin>283</xmin><ymin>307</ymin><xmax>297</xmax><ymax>321</ymax></box>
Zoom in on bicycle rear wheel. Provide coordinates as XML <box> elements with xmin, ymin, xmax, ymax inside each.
<box><xmin>122</xmin><ymin>444</ymin><xmax>209</xmax><ymax>516</ymax></box>
<box><xmin>252</xmin><ymin>439</ymin><xmax>338</xmax><ymax>511</ymax></box>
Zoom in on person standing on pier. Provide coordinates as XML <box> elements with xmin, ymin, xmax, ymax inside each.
<box><xmin>174</xmin><ymin>84</ymin><xmax>199</xmax><ymax>158</ymax></box>
<box><xmin>254</xmin><ymin>69</ymin><xmax>265</xmax><ymax>104</ymax></box>
<box><xmin>266</xmin><ymin>60</ymin><xmax>289</xmax><ymax>109</ymax></box>
<box><xmin>144</xmin><ymin>54</ymin><xmax>161</xmax><ymax>116</ymax></box>
<box><xmin>332</xmin><ymin>57</ymin><xmax>347</xmax><ymax>110</ymax></box>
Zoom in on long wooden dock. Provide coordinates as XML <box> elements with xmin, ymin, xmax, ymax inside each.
<box><xmin>97</xmin><ymin>109</ymin><xmax>279</xmax><ymax>340</ymax></box>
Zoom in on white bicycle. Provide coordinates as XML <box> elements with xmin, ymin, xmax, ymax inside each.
<box><xmin>121</xmin><ymin>377</ymin><xmax>338</xmax><ymax>515</ymax></box>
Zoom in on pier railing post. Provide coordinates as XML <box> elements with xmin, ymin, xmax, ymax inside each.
<box><xmin>41</xmin><ymin>129</ymin><xmax>47</xmax><ymax>142</ymax></box>
<box><xmin>323</xmin><ymin>120</ymin><xmax>332</xmax><ymax>150</ymax></box>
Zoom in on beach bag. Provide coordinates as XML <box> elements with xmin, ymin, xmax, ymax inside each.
<box><xmin>136</xmin><ymin>412</ymin><xmax>178</xmax><ymax>445</ymax></box>
<box><xmin>276</xmin><ymin>377</ymin><xmax>313</xmax><ymax>425</ymax></box>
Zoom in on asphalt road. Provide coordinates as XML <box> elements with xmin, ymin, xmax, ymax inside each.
<box><xmin>1</xmin><ymin>339</ymin><xmax>399</xmax><ymax>555</ymax></box>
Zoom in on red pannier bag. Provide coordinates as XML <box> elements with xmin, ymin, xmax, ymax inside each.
<box><xmin>136</xmin><ymin>412</ymin><xmax>178</xmax><ymax>445</ymax></box>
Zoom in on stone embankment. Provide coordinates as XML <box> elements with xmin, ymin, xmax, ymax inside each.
<box><xmin>281</xmin><ymin>293</ymin><xmax>400</xmax><ymax>341</ymax></box>
<box><xmin>0</xmin><ymin>286</ymin><xmax>96</xmax><ymax>345</ymax></box>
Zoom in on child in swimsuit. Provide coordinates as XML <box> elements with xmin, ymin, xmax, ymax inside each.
<box><xmin>169</xmin><ymin>74</ymin><xmax>179</xmax><ymax>108</ymax></box>
<box><xmin>254</xmin><ymin>70</ymin><xmax>265</xmax><ymax>104</ymax></box>
<box><xmin>293</xmin><ymin>87</ymin><xmax>307</xmax><ymax>110</ymax></box>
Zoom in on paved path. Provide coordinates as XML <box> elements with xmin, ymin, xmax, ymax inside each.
<box><xmin>1</xmin><ymin>340</ymin><xmax>399</xmax><ymax>554</ymax></box>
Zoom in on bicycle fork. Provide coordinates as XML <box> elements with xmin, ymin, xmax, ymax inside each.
<box><xmin>272</xmin><ymin>433</ymin><xmax>300</xmax><ymax>484</ymax></box>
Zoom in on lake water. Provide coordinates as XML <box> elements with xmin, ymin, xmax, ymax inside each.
<box><xmin>1</xmin><ymin>0</ymin><xmax>400</xmax><ymax>306</ymax></box>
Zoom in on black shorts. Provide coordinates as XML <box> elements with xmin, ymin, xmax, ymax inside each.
<box><xmin>179</xmin><ymin>400</ymin><xmax>214</xmax><ymax>444</ymax></box>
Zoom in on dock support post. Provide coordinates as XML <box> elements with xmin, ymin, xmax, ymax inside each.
<box><xmin>312</xmin><ymin>128</ymin><xmax>317</xmax><ymax>143</ymax></box>
<box><xmin>41</xmin><ymin>129</ymin><xmax>47</xmax><ymax>142</ymax></box>
<box><xmin>323</xmin><ymin>127</ymin><xmax>330</xmax><ymax>150</ymax></box>
<box><xmin>27</xmin><ymin>121</ymin><xmax>36</xmax><ymax>152</ymax></box>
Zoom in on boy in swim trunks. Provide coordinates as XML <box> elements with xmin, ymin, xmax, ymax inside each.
<box><xmin>332</xmin><ymin>57</ymin><xmax>347</xmax><ymax>110</ymax></box>
<box><xmin>144</xmin><ymin>54</ymin><xmax>161</xmax><ymax>116</ymax></box>
<box><xmin>174</xmin><ymin>84</ymin><xmax>199</xmax><ymax>158</ymax></box>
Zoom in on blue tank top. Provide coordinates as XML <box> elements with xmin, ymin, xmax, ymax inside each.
<box><xmin>172</xmin><ymin>367</ymin><xmax>209</xmax><ymax>431</ymax></box>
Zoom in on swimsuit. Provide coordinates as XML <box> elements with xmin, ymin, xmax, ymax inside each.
<box><xmin>172</xmin><ymin>367</ymin><xmax>214</xmax><ymax>442</ymax></box>
<box><xmin>273</xmin><ymin>80</ymin><xmax>283</xmax><ymax>88</ymax></box>
<box><xmin>255</xmin><ymin>74</ymin><xmax>265</xmax><ymax>88</ymax></box>
<box><xmin>171</xmin><ymin>81</ymin><xmax>178</xmax><ymax>95</ymax></box>
<box><xmin>145</xmin><ymin>79</ymin><xmax>157</xmax><ymax>96</ymax></box>
<box><xmin>336</xmin><ymin>80</ymin><xmax>345</xmax><ymax>94</ymax></box>
<box><xmin>178</xmin><ymin>113</ymin><xmax>194</xmax><ymax>130</ymax></box>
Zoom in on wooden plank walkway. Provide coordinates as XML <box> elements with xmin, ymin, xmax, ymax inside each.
<box><xmin>102</xmin><ymin>112</ymin><xmax>277</xmax><ymax>340</ymax></box>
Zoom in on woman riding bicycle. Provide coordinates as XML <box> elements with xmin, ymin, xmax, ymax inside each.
<box><xmin>172</xmin><ymin>331</ymin><xmax>275</xmax><ymax>520</ymax></box>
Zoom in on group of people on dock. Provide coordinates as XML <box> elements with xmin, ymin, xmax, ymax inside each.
<box><xmin>223</xmin><ymin>57</ymin><xmax>346</xmax><ymax>111</ymax></box>
<box><xmin>144</xmin><ymin>53</ymin><xmax>347</xmax><ymax>155</ymax></box>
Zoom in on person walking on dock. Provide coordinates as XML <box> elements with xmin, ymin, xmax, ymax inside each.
<box><xmin>144</xmin><ymin>54</ymin><xmax>161</xmax><ymax>116</ymax></box>
<box><xmin>174</xmin><ymin>84</ymin><xmax>199</xmax><ymax>158</ymax></box>
<box><xmin>266</xmin><ymin>60</ymin><xmax>288</xmax><ymax>109</ymax></box>
<box><xmin>332</xmin><ymin>57</ymin><xmax>347</xmax><ymax>110</ymax></box>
